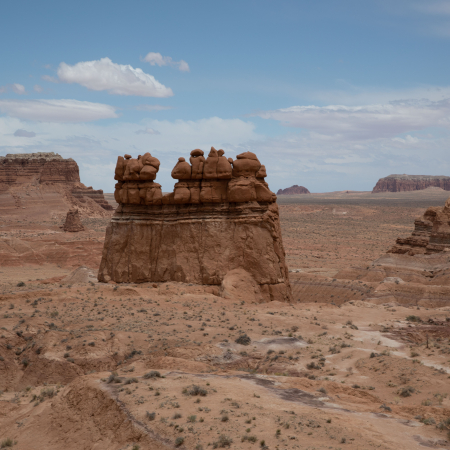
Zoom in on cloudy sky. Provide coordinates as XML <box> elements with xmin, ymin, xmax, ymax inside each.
<box><xmin>2</xmin><ymin>0</ymin><xmax>450</xmax><ymax>193</ymax></box>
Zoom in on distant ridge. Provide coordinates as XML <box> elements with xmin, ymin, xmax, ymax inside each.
<box><xmin>372</xmin><ymin>174</ymin><xmax>450</xmax><ymax>193</ymax></box>
<box><xmin>277</xmin><ymin>185</ymin><xmax>310</xmax><ymax>195</ymax></box>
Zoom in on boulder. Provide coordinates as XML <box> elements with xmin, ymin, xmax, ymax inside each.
<box><xmin>63</xmin><ymin>208</ymin><xmax>84</xmax><ymax>232</ymax></box>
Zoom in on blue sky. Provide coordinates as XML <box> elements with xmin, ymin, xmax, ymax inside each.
<box><xmin>1</xmin><ymin>0</ymin><xmax>450</xmax><ymax>193</ymax></box>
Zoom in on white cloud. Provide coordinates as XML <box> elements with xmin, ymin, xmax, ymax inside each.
<box><xmin>135</xmin><ymin>127</ymin><xmax>160</xmax><ymax>135</ymax></box>
<box><xmin>14</xmin><ymin>129</ymin><xmax>36</xmax><ymax>137</ymax></box>
<box><xmin>0</xmin><ymin>84</ymin><xmax>26</xmax><ymax>95</ymax></box>
<box><xmin>55</xmin><ymin>57</ymin><xmax>173</xmax><ymax>97</ymax></box>
<box><xmin>0</xmin><ymin>99</ymin><xmax>118</xmax><ymax>122</ymax></box>
<box><xmin>11</xmin><ymin>84</ymin><xmax>26</xmax><ymax>95</ymax></box>
<box><xmin>135</xmin><ymin>104</ymin><xmax>172</xmax><ymax>111</ymax></box>
<box><xmin>143</xmin><ymin>52</ymin><xmax>190</xmax><ymax>72</ymax></box>
<box><xmin>255</xmin><ymin>99</ymin><xmax>450</xmax><ymax>140</ymax></box>
<box><xmin>33</xmin><ymin>84</ymin><xmax>43</xmax><ymax>93</ymax></box>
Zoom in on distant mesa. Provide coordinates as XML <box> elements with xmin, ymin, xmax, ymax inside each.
<box><xmin>277</xmin><ymin>185</ymin><xmax>310</xmax><ymax>195</ymax></box>
<box><xmin>372</xmin><ymin>174</ymin><xmax>450</xmax><ymax>193</ymax></box>
<box><xmin>0</xmin><ymin>152</ymin><xmax>113</xmax><ymax>217</ymax></box>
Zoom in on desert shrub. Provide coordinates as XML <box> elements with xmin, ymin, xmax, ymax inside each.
<box><xmin>397</xmin><ymin>386</ymin><xmax>415</xmax><ymax>397</ymax></box>
<box><xmin>406</xmin><ymin>315</ymin><xmax>421</xmax><ymax>322</ymax></box>
<box><xmin>241</xmin><ymin>435</ymin><xmax>257</xmax><ymax>442</ymax></box>
<box><xmin>317</xmin><ymin>387</ymin><xmax>327</xmax><ymax>394</ymax></box>
<box><xmin>370</xmin><ymin>352</ymin><xmax>379</xmax><ymax>358</ymax></box>
<box><xmin>146</xmin><ymin>411</ymin><xmax>156</xmax><ymax>421</ymax></box>
<box><xmin>175</xmin><ymin>437</ymin><xmax>185</xmax><ymax>447</ymax></box>
<box><xmin>212</xmin><ymin>435</ymin><xmax>233</xmax><ymax>448</ymax></box>
<box><xmin>235</xmin><ymin>334</ymin><xmax>251</xmax><ymax>345</ymax></box>
<box><xmin>107</xmin><ymin>372</ymin><xmax>121</xmax><ymax>384</ymax></box>
<box><xmin>173</xmin><ymin>413</ymin><xmax>182</xmax><ymax>419</ymax></box>
<box><xmin>16</xmin><ymin>282</ymin><xmax>25</xmax><ymax>287</ymax></box>
<box><xmin>187</xmin><ymin>415</ymin><xmax>196</xmax><ymax>423</ymax></box>
<box><xmin>329</xmin><ymin>345</ymin><xmax>340</xmax><ymax>354</ymax></box>
<box><xmin>221</xmin><ymin>415</ymin><xmax>229</xmax><ymax>422</ymax></box>
<box><xmin>183</xmin><ymin>385</ymin><xmax>207</xmax><ymax>396</ymax></box>
<box><xmin>306</xmin><ymin>362</ymin><xmax>320</xmax><ymax>370</ymax></box>
<box><xmin>1</xmin><ymin>438</ymin><xmax>15</xmax><ymax>448</ymax></box>
<box><xmin>143</xmin><ymin>370</ymin><xmax>161</xmax><ymax>379</ymax></box>
<box><xmin>124</xmin><ymin>377</ymin><xmax>138</xmax><ymax>385</ymax></box>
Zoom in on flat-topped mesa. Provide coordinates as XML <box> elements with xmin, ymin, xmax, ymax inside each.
<box><xmin>389</xmin><ymin>195</ymin><xmax>450</xmax><ymax>255</ymax></box>
<box><xmin>100</xmin><ymin>148</ymin><xmax>292</xmax><ymax>302</ymax></box>
<box><xmin>0</xmin><ymin>152</ymin><xmax>79</xmax><ymax>185</ymax></box>
<box><xmin>0</xmin><ymin>152</ymin><xmax>113</xmax><ymax>211</ymax></box>
<box><xmin>372</xmin><ymin>174</ymin><xmax>450</xmax><ymax>193</ymax></box>
<box><xmin>277</xmin><ymin>185</ymin><xmax>310</xmax><ymax>195</ymax></box>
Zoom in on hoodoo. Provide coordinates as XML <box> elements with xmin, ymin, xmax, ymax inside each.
<box><xmin>98</xmin><ymin>148</ymin><xmax>292</xmax><ymax>302</ymax></box>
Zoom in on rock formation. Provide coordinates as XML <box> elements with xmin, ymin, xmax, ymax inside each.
<box><xmin>372</xmin><ymin>174</ymin><xmax>450</xmax><ymax>193</ymax></box>
<box><xmin>99</xmin><ymin>148</ymin><xmax>292</xmax><ymax>302</ymax></box>
<box><xmin>277</xmin><ymin>185</ymin><xmax>310</xmax><ymax>195</ymax></box>
<box><xmin>388</xmin><ymin>196</ymin><xmax>450</xmax><ymax>255</ymax></box>
<box><xmin>334</xmin><ymin>194</ymin><xmax>450</xmax><ymax>307</ymax></box>
<box><xmin>63</xmin><ymin>208</ymin><xmax>85</xmax><ymax>232</ymax></box>
<box><xmin>0</xmin><ymin>152</ymin><xmax>113</xmax><ymax>216</ymax></box>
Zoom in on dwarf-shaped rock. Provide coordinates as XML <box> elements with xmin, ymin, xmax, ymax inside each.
<box><xmin>171</xmin><ymin>157</ymin><xmax>192</xmax><ymax>180</ymax></box>
<box><xmin>140</xmin><ymin>153</ymin><xmax>160</xmax><ymax>181</ymax></box>
<box><xmin>190</xmin><ymin>149</ymin><xmax>205</xmax><ymax>180</ymax></box>
<box><xmin>216</xmin><ymin>149</ymin><xmax>232</xmax><ymax>179</ymax></box>
<box><xmin>232</xmin><ymin>151</ymin><xmax>261</xmax><ymax>178</ymax></box>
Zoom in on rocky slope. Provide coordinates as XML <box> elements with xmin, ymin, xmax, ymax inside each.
<box><xmin>372</xmin><ymin>174</ymin><xmax>450</xmax><ymax>193</ymax></box>
<box><xmin>277</xmin><ymin>185</ymin><xmax>310</xmax><ymax>195</ymax></box>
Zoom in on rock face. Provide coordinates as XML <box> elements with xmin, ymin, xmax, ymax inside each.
<box><xmin>99</xmin><ymin>148</ymin><xmax>292</xmax><ymax>302</ymax></box>
<box><xmin>63</xmin><ymin>208</ymin><xmax>85</xmax><ymax>232</ymax></box>
<box><xmin>388</xmin><ymin>196</ymin><xmax>450</xmax><ymax>255</ymax></box>
<box><xmin>277</xmin><ymin>185</ymin><xmax>310</xmax><ymax>195</ymax></box>
<box><xmin>0</xmin><ymin>152</ymin><xmax>113</xmax><ymax>213</ymax></box>
<box><xmin>372</xmin><ymin>174</ymin><xmax>450</xmax><ymax>193</ymax></box>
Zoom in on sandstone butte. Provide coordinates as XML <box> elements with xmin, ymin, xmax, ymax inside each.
<box><xmin>0</xmin><ymin>152</ymin><xmax>113</xmax><ymax>218</ymax></box>
<box><xmin>372</xmin><ymin>174</ymin><xmax>450</xmax><ymax>193</ymax></box>
<box><xmin>98</xmin><ymin>147</ymin><xmax>293</xmax><ymax>302</ymax></box>
<box><xmin>277</xmin><ymin>185</ymin><xmax>311</xmax><ymax>195</ymax></box>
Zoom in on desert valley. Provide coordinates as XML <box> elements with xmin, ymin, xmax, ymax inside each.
<box><xmin>0</xmin><ymin>152</ymin><xmax>449</xmax><ymax>450</ymax></box>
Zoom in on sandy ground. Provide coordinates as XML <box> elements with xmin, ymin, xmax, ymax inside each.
<box><xmin>1</xmin><ymin>190</ymin><xmax>450</xmax><ymax>449</ymax></box>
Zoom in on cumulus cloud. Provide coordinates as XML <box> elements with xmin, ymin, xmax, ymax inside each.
<box><xmin>135</xmin><ymin>127</ymin><xmax>160</xmax><ymax>135</ymax></box>
<box><xmin>255</xmin><ymin>99</ymin><xmax>450</xmax><ymax>140</ymax></box>
<box><xmin>33</xmin><ymin>84</ymin><xmax>43</xmax><ymax>93</ymax></box>
<box><xmin>134</xmin><ymin>104</ymin><xmax>172</xmax><ymax>111</ymax></box>
<box><xmin>0</xmin><ymin>99</ymin><xmax>118</xmax><ymax>122</ymax></box>
<box><xmin>55</xmin><ymin>57</ymin><xmax>173</xmax><ymax>97</ymax></box>
<box><xmin>14</xmin><ymin>129</ymin><xmax>36</xmax><ymax>137</ymax></box>
<box><xmin>0</xmin><ymin>84</ymin><xmax>26</xmax><ymax>94</ymax></box>
<box><xmin>142</xmin><ymin>52</ymin><xmax>190</xmax><ymax>72</ymax></box>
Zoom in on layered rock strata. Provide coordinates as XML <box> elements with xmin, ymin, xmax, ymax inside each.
<box><xmin>277</xmin><ymin>185</ymin><xmax>310</xmax><ymax>195</ymax></box>
<box><xmin>372</xmin><ymin>174</ymin><xmax>450</xmax><ymax>193</ymax></box>
<box><xmin>99</xmin><ymin>148</ymin><xmax>292</xmax><ymax>302</ymax></box>
<box><xmin>0</xmin><ymin>152</ymin><xmax>113</xmax><ymax>211</ymax></box>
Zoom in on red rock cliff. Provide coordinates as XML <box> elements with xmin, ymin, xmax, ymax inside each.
<box><xmin>372</xmin><ymin>175</ymin><xmax>450</xmax><ymax>193</ymax></box>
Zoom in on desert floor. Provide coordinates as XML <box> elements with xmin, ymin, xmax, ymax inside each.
<box><xmin>1</xmin><ymin>190</ymin><xmax>450</xmax><ymax>450</ymax></box>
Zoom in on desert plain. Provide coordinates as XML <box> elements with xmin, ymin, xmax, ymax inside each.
<box><xmin>1</xmin><ymin>190</ymin><xmax>450</xmax><ymax>450</ymax></box>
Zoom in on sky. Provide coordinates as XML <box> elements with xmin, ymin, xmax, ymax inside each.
<box><xmin>1</xmin><ymin>0</ymin><xmax>450</xmax><ymax>193</ymax></box>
